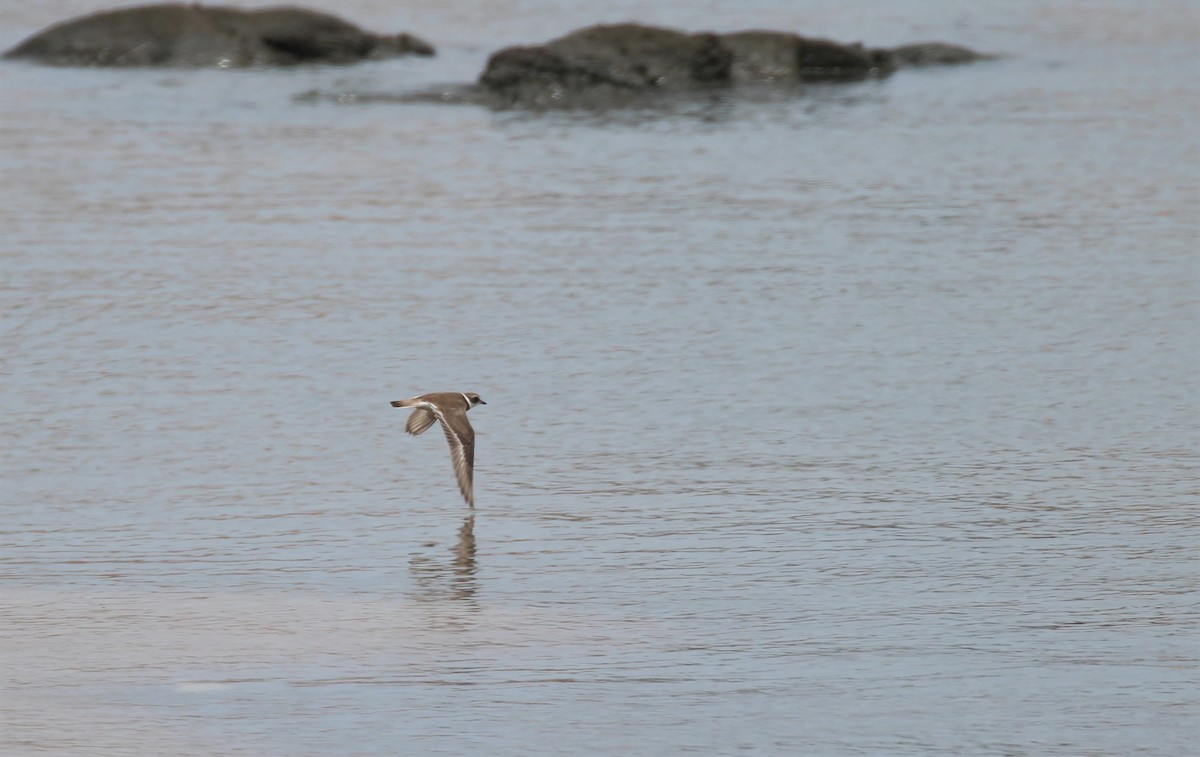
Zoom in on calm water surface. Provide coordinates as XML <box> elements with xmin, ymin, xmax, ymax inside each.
<box><xmin>1</xmin><ymin>1</ymin><xmax>1197</xmax><ymax>754</ymax></box>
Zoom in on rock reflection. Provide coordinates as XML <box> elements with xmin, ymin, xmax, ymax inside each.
<box><xmin>408</xmin><ymin>515</ymin><xmax>478</xmax><ymax>607</ymax></box>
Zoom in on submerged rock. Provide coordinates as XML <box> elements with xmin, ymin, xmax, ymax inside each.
<box><xmin>887</xmin><ymin>42</ymin><xmax>994</xmax><ymax>67</ymax></box>
<box><xmin>3</xmin><ymin>3</ymin><xmax>434</xmax><ymax>67</ymax></box>
<box><xmin>477</xmin><ymin>23</ymin><xmax>990</xmax><ymax>109</ymax></box>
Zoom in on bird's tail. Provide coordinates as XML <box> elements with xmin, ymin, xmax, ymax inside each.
<box><xmin>390</xmin><ymin>399</ymin><xmax>416</xmax><ymax>408</ymax></box>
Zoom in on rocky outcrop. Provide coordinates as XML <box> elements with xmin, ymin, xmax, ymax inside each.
<box><xmin>480</xmin><ymin>24</ymin><xmax>732</xmax><ymax>109</ymax></box>
<box><xmin>3</xmin><ymin>3</ymin><xmax>434</xmax><ymax>67</ymax></box>
<box><xmin>478</xmin><ymin>23</ymin><xmax>990</xmax><ymax>108</ymax></box>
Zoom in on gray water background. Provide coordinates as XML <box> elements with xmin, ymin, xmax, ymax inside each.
<box><xmin>1</xmin><ymin>1</ymin><xmax>1197</xmax><ymax>754</ymax></box>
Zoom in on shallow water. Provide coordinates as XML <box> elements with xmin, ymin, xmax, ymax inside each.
<box><xmin>2</xmin><ymin>1</ymin><xmax>1198</xmax><ymax>754</ymax></box>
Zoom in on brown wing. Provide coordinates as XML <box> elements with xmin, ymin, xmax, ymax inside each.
<box><xmin>426</xmin><ymin>404</ymin><xmax>476</xmax><ymax>506</ymax></box>
<box><xmin>405</xmin><ymin>408</ymin><xmax>437</xmax><ymax>436</ymax></box>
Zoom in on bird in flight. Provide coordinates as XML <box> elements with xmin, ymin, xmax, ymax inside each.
<box><xmin>390</xmin><ymin>391</ymin><xmax>486</xmax><ymax>506</ymax></box>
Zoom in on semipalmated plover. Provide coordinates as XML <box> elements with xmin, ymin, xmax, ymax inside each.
<box><xmin>390</xmin><ymin>392</ymin><xmax>485</xmax><ymax>506</ymax></box>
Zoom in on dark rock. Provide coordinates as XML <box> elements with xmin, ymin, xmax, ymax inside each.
<box><xmin>3</xmin><ymin>3</ymin><xmax>434</xmax><ymax>67</ymax></box>
<box><xmin>477</xmin><ymin>23</ymin><xmax>987</xmax><ymax>108</ymax></box>
<box><xmin>479</xmin><ymin>23</ymin><xmax>732</xmax><ymax>108</ymax></box>
<box><xmin>720</xmin><ymin>30</ymin><xmax>895</xmax><ymax>83</ymax></box>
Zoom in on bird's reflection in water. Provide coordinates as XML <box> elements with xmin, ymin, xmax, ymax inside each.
<box><xmin>408</xmin><ymin>514</ymin><xmax>478</xmax><ymax>608</ymax></box>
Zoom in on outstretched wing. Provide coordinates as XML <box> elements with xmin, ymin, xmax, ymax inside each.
<box><xmin>405</xmin><ymin>408</ymin><xmax>437</xmax><ymax>436</ymax></box>
<box><xmin>426</xmin><ymin>404</ymin><xmax>476</xmax><ymax>507</ymax></box>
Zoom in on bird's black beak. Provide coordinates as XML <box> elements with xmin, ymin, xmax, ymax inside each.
<box><xmin>479</xmin><ymin>399</ymin><xmax>487</xmax><ymax>404</ymax></box>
